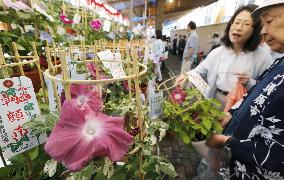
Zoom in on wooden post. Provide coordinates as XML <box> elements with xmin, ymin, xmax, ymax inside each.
<box><xmin>93</xmin><ymin>45</ymin><xmax>102</xmax><ymax>98</ymax></box>
<box><xmin>32</xmin><ymin>42</ymin><xmax>47</xmax><ymax>101</ymax></box>
<box><xmin>46</xmin><ymin>47</ymin><xmax>61</xmax><ymax>111</ymax></box>
<box><xmin>125</xmin><ymin>48</ymin><xmax>133</xmax><ymax>103</ymax></box>
<box><xmin>12</xmin><ymin>42</ymin><xmax>25</xmax><ymax>76</ymax></box>
<box><xmin>60</xmin><ymin>51</ymin><xmax>71</xmax><ymax>100</ymax></box>
<box><xmin>132</xmin><ymin>49</ymin><xmax>144</xmax><ymax>180</ymax></box>
<box><xmin>0</xmin><ymin>45</ymin><xmax>9</xmax><ymax>78</ymax></box>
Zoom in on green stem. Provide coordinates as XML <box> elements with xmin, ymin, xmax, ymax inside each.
<box><xmin>23</xmin><ymin>152</ymin><xmax>33</xmax><ymax>179</ymax></box>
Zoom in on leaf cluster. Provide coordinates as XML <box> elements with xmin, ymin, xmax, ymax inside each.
<box><xmin>163</xmin><ymin>88</ymin><xmax>224</xmax><ymax>145</ymax></box>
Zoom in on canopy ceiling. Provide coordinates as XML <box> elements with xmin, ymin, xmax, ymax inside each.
<box><xmin>102</xmin><ymin>0</ymin><xmax>218</xmax><ymax>19</ymax></box>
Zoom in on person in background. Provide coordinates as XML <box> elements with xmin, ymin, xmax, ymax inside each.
<box><xmin>178</xmin><ymin>35</ymin><xmax>186</xmax><ymax>61</ymax></box>
<box><xmin>153</xmin><ymin>30</ymin><xmax>165</xmax><ymax>81</ymax></box>
<box><xmin>181</xmin><ymin>21</ymin><xmax>199</xmax><ymax>72</ymax></box>
<box><xmin>209</xmin><ymin>33</ymin><xmax>221</xmax><ymax>52</ymax></box>
<box><xmin>207</xmin><ymin>1</ymin><xmax>284</xmax><ymax>179</ymax></box>
<box><xmin>175</xmin><ymin>5</ymin><xmax>272</xmax><ymax>107</ymax></box>
<box><xmin>161</xmin><ymin>35</ymin><xmax>168</xmax><ymax>69</ymax></box>
<box><xmin>172</xmin><ymin>34</ymin><xmax>178</xmax><ymax>55</ymax></box>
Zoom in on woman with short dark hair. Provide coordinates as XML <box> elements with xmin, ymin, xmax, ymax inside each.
<box><xmin>176</xmin><ymin>4</ymin><xmax>272</xmax><ymax>107</ymax></box>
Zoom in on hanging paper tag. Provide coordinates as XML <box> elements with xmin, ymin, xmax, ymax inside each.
<box><xmin>57</xmin><ymin>26</ymin><xmax>66</xmax><ymax>35</ymax></box>
<box><xmin>97</xmin><ymin>50</ymin><xmax>113</xmax><ymax>70</ymax></box>
<box><xmin>148</xmin><ymin>91</ymin><xmax>163</xmax><ymax>119</ymax></box>
<box><xmin>103</xmin><ymin>20</ymin><xmax>111</xmax><ymax>32</ymax></box>
<box><xmin>73</xmin><ymin>14</ymin><xmax>81</xmax><ymax>24</ymax></box>
<box><xmin>110</xmin><ymin>53</ymin><xmax>125</xmax><ymax>78</ymax></box>
<box><xmin>0</xmin><ymin>77</ymin><xmax>47</xmax><ymax>158</ymax></box>
<box><xmin>143</xmin><ymin>46</ymin><xmax>149</xmax><ymax>65</ymax></box>
<box><xmin>187</xmin><ymin>71</ymin><xmax>209</xmax><ymax>97</ymax></box>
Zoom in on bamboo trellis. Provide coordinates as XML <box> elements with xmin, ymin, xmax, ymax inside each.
<box><xmin>44</xmin><ymin>43</ymin><xmax>147</xmax><ymax>179</ymax></box>
<box><xmin>0</xmin><ymin>42</ymin><xmax>47</xmax><ymax>166</ymax></box>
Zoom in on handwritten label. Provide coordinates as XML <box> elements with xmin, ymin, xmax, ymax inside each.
<box><xmin>97</xmin><ymin>50</ymin><xmax>126</xmax><ymax>78</ymax></box>
<box><xmin>148</xmin><ymin>91</ymin><xmax>163</xmax><ymax>119</ymax></box>
<box><xmin>111</xmin><ymin>53</ymin><xmax>126</xmax><ymax>78</ymax></box>
<box><xmin>0</xmin><ymin>77</ymin><xmax>46</xmax><ymax>158</ymax></box>
<box><xmin>103</xmin><ymin>20</ymin><xmax>111</xmax><ymax>32</ymax></box>
<box><xmin>97</xmin><ymin>50</ymin><xmax>113</xmax><ymax>69</ymax></box>
<box><xmin>187</xmin><ymin>71</ymin><xmax>209</xmax><ymax>97</ymax></box>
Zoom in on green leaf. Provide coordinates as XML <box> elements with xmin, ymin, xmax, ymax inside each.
<box><xmin>28</xmin><ymin>147</ymin><xmax>39</xmax><ymax>160</ymax></box>
<box><xmin>16</xmin><ymin>11</ymin><xmax>31</xmax><ymax>19</ymax></box>
<box><xmin>182</xmin><ymin>134</ymin><xmax>191</xmax><ymax>144</ymax></box>
<box><xmin>181</xmin><ymin>113</ymin><xmax>191</xmax><ymax>122</ymax></box>
<box><xmin>213</xmin><ymin>121</ymin><xmax>223</xmax><ymax>133</ymax></box>
<box><xmin>0</xmin><ymin>165</ymin><xmax>14</xmax><ymax>178</ymax></box>
<box><xmin>210</xmin><ymin>98</ymin><xmax>222</xmax><ymax>107</ymax></box>
<box><xmin>16</xmin><ymin>43</ymin><xmax>26</xmax><ymax>50</ymax></box>
<box><xmin>200</xmin><ymin>126</ymin><xmax>208</xmax><ymax>135</ymax></box>
<box><xmin>159</xmin><ymin>162</ymin><xmax>178</xmax><ymax>177</ymax></box>
<box><xmin>202</xmin><ymin>117</ymin><xmax>212</xmax><ymax>131</ymax></box>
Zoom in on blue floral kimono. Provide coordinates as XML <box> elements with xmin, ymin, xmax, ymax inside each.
<box><xmin>226</xmin><ymin>56</ymin><xmax>284</xmax><ymax>180</ymax></box>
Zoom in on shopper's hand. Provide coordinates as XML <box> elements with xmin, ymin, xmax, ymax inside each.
<box><xmin>174</xmin><ymin>75</ymin><xmax>187</xmax><ymax>88</ymax></box>
<box><xmin>236</xmin><ymin>73</ymin><xmax>250</xmax><ymax>86</ymax></box>
<box><xmin>220</xmin><ymin>112</ymin><xmax>232</xmax><ymax>127</ymax></box>
<box><xmin>207</xmin><ymin>134</ymin><xmax>230</xmax><ymax>148</ymax></box>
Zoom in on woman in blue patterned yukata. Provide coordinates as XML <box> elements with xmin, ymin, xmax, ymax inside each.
<box><xmin>207</xmin><ymin>1</ymin><xmax>284</xmax><ymax>179</ymax></box>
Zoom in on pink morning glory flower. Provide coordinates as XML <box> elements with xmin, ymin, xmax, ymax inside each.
<box><xmin>90</xmin><ymin>19</ymin><xmax>102</xmax><ymax>31</ymax></box>
<box><xmin>170</xmin><ymin>88</ymin><xmax>186</xmax><ymax>104</ymax></box>
<box><xmin>44</xmin><ymin>100</ymin><xmax>133</xmax><ymax>171</ymax></box>
<box><xmin>60</xmin><ymin>84</ymin><xmax>102</xmax><ymax>111</ymax></box>
<box><xmin>87</xmin><ymin>63</ymin><xmax>109</xmax><ymax>80</ymax></box>
<box><xmin>59</xmin><ymin>14</ymin><xmax>73</xmax><ymax>24</ymax></box>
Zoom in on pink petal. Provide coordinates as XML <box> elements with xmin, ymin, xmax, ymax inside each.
<box><xmin>45</xmin><ymin>101</ymin><xmax>133</xmax><ymax>171</ymax></box>
<box><xmin>87</xmin><ymin>62</ymin><xmax>97</xmax><ymax>77</ymax></box>
<box><xmin>70</xmin><ymin>84</ymin><xmax>96</xmax><ymax>97</ymax></box>
<box><xmin>2</xmin><ymin>0</ymin><xmax>14</xmax><ymax>8</ymax></box>
<box><xmin>14</xmin><ymin>1</ymin><xmax>32</xmax><ymax>11</ymax></box>
<box><xmin>102</xmin><ymin>127</ymin><xmax>133</xmax><ymax>161</ymax></box>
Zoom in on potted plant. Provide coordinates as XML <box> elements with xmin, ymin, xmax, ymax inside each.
<box><xmin>163</xmin><ymin>88</ymin><xmax>224</xmax><ymax>157</ymax></box>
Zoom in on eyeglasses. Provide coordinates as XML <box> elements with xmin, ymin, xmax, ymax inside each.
<box><xmin>231</xmin><ymin>20</ymin><xmax>254</xmax><ymax>27</ymax></box>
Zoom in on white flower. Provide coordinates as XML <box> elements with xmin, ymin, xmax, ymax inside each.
<box><xmin>43</xmin><ymin>159</ymin><xmax>57</xmax><ymax>177</ymax></box>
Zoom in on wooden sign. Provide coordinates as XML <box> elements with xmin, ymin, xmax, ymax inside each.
<box><xmin>0</xmin><ymin>77</ymin><xmax>46</xmax><ymax>158</ymax></box>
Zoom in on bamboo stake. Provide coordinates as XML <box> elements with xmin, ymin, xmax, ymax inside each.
<box><xmin>125</xmin><ymin>48</ymin><xmax>133</xmax><ymax>103</ymax></box>
<box><xmin>132</xmin><ymin>49</ymin><xmax>144</xmax><ymax>180</ymax></box>
<box><xmin>12</xmin><ymin>42</ymin><xmax>25</xmax><ymax>76</ymax></box>
<box><xmin>32</xmin><ymin>42</ymin><xmax>47</xmax><ymax>101</ymax></box>
<box><xmin>0</xmin><ymin>45</ymin><xmax>9</xmax><ymax>78</ymax></box>
<box><xmin>93</xmin><ymin>45</ymin><xmax>102</xmax><ymax>98</ymax></box>
<box><xmin>60</xmin><ymin>51</ymin><xmax>71</xmax><ymax>100</ymax></box>
<box><xmin>46</xmin><ymin>47</ymin><xmax>61</xmax><ymax>111</ymax></box>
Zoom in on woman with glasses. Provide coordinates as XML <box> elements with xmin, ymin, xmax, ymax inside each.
<box><xmin>176</xmin><ymin>4</ymin><xmax>272</xmax><ymax>109</ymax></box>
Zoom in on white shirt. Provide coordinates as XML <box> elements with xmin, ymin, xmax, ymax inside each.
<box><xmin>153</xmin><ymin>39</ymin><xmax>165</xmax><ymax>64</ymax></box>
<box><xmin>191</xmin><ymin>45</ymin><xmax>272</xmax><ymax>98</ymax></box>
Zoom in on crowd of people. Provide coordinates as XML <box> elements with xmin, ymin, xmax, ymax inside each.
<box><xmin>172</xmin><ymin>0</ymin><xmax>284</xmax><ymax>179</ymax></box>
